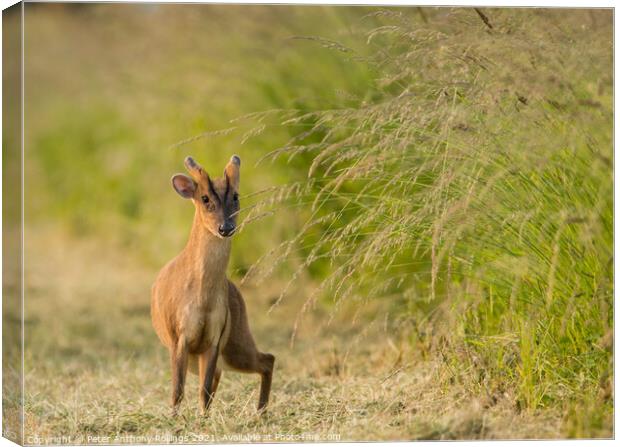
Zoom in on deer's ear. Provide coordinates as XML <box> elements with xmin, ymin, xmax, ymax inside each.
<box><xmin>224</xmin><ymin>155</ymin><xmax>241</xmax><ymax>190</ymax></box>
<box><xmin>171</xmin><ymin>174</ymin><xmax>196</xmax><ymax>199</ymax></box>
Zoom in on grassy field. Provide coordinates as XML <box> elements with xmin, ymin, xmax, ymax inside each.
<box><xmin>13</xmin><ymin>227</ymin><xmax>605</xmax><ymax>442</ymax></box>
<box><xmin>1</xmin><ymin>4</ymin><xmax>613</xmax><ymax>442</ymax></box>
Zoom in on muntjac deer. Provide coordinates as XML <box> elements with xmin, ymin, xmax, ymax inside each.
<box><xmin>151</xmin><ymin>155</ymin><xmax>275</xmax><ymax>415</ymax></box>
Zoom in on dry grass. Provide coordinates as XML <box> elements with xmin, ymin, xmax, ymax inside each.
<box><xmin>240</xmin><ymin>7</ymin><xmax>613</xmax><ymax>428</ymax></box>
<box><xmin>14</xmin><ymin>226</ymin><xmax>609</xmax><ymax>443</ymax></box>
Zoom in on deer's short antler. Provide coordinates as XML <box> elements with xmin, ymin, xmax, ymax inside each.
<box><xmin>224</xmin><ymin>155</ymin><xmax>241</xmax><ymax>190</ymax></box>
<box><xmin>184</xmin><ymin>156</ymin><xmax>209</xmax><ymax>183</ymax></box>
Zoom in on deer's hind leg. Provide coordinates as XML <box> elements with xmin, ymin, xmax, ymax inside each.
<box><xmin>257</xmin><ymin>352</ymin><xmax>275</xmax><ymax>411</ymax></box>
<box><xmin>225</xmin><ymin>280</ymin><xmax>276</xmax><ymax>411</ymax></box>
<box><xmin>222</xmin><ymin>348</ymin><xmax>275</xmax><ymax>411</ymax></box>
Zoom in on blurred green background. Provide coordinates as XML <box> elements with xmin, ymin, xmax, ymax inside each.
<box><xmin>23</xmin><ymin>3</ymin><xmax>381</xmax><ymax>273</ymax></box>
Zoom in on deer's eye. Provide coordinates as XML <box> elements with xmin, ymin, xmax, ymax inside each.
<box><xmin>201</xmin><ymin>195</ymin><xmax>209</xmax><ymax>204</ymax></box>
<box><xmin>233</xmin><ymin>193</ymin><xmax>239</xmax><ymax>202</ymax></box>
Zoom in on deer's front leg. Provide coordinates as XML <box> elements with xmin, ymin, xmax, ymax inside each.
<box><xmin>170</xmin><ymin>337</ymin><xmax>189</xmax><ymax>416</ymax></box>
<box><xmin>199</xmin><ymin>344</ymin><xmax>221</xmax><ymax>414</ymax></box>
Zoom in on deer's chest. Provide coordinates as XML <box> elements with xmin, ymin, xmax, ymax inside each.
<box><xmin>180</xmin><ymin>286</ymin><xmax>228</xmax><ymax>353</ymax></box>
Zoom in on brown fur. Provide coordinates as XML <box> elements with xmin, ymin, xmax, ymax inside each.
<box><xmin>151</xmin><ymin>155</ymin><xmax>275</xmax><ymax>415</ymax></box>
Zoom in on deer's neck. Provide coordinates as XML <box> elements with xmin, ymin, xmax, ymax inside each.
<box><xmin>184</xmin><ymin>212</ymin><xmax>231</xmax><ymax>288</ymax></box>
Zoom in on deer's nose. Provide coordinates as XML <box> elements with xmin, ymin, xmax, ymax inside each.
<box><xmin>218</xmin><ymin>222</ymin><xmax>235</xmax><ymax>237</ymax></box>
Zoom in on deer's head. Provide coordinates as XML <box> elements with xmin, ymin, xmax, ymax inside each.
<box><xmin>172</xmin><ymin>155</ymin><xmax>241</xmax><ymax>238</ymax></box>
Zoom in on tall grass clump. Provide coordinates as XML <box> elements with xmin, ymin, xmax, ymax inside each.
<box><xmin>243</xmin><ymin>8</ymin><xmax>612</xmax><ymax>422</ymax></box>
